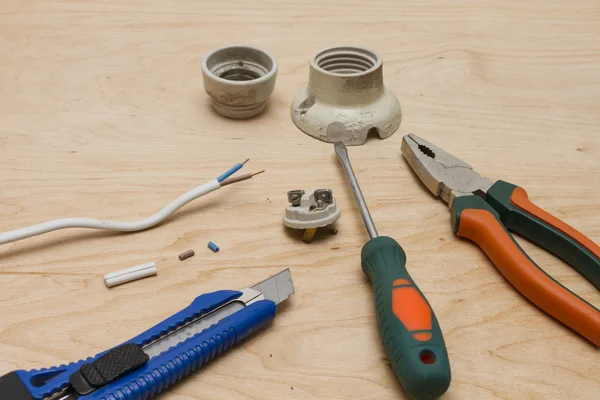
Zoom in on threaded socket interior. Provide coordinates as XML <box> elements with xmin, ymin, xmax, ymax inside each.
<box><xmin>218</xmin><ymin>65</ymin><xmax>262</xmax><ymax>81</ymax></box>
<box><xmin>205</xmin><ymin>46</ymin><xmax>274</xmax><ymax>82</ymax></box>
<box><xmin>314</xmin><ymin>47</ymin><xmax>379</xmax><ymax>75</ymax></box>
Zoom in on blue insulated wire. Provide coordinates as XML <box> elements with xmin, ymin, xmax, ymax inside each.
<box><xmin>217</xmin><ymin>159</ymin><xmax>249</xmax><ymax>182</ymax></box>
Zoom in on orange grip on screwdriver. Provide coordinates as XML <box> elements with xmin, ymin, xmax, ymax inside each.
<box><xmin>392</xmin><ymin>279</ymin><xmax>433</xmax><ymax>342</ymax></box>
<box><xmin>457</xmin><ymin>208</ymin><xmax>600</xmax><ymax>346</ymax></box>
<box><xmin>361</xmin><ymin>236</ymin><xmax>451</xmax><ymax>399</ymax></box>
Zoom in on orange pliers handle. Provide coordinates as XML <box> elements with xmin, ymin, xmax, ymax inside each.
<box><xmin>451</xmin><ymin>181</ymin><xmax>600</xmax><ymax>346</ymax></box>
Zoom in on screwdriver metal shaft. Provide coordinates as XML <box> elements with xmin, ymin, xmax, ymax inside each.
<box><xmin>334</xmin><ymin>142</ymin><xmax>378</xmax><ymax>239</ymax></box>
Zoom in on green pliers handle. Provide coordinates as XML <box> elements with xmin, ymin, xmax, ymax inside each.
<box><xmin>362</xmin><ymin>236</ymin><xmax>451</xmax><ymax>400</ymax></box>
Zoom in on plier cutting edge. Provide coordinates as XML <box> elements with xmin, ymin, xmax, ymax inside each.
<box><xmin>402</xmin><ymin>134</ymin><xmax>600</xmax><ymax>346</ymax></box>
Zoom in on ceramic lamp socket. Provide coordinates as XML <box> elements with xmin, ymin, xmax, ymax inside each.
<box><xmin>202</xmin><ymin>45</ymin><xmax>278</xmax><ymax>119</ymax></box>
<box><xmin>291</xmin><ymin>46</ymin><xmax>401</xmax><ymax>146</ymax></box>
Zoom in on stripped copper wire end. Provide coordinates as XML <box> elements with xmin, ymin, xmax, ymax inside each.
<box><xmin>220</xmin><ymin>170</ymin><xmax>265</xmax><ymax>186</ymax></box>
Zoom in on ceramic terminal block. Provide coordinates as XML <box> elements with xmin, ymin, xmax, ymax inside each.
<box><xmin>283</xmin><ymin>189</ymin><xmax>341</xmax><ymax>243</ymax></box>
<box><xmin>290</xmin><ymin>46</ymin><xmax>401</xmax><ymax>146</ymax></box>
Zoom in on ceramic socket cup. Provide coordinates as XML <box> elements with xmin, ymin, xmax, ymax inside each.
<box><xmin>202</xmin><ymin>45</ymin><xmax>278</xmax><ymax>119</ymax></box>
<box><xmin>291</xmin><ymin>46</ymin><xmax>401</xmax><ymax>145</ymax></box>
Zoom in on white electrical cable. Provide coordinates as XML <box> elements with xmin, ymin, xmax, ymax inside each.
<box><xmin>0</xmin><ymin>179</ymin><xmax>221</xmax><ymax>245</ymax></box>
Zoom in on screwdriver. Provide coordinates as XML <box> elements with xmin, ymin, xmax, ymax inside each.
<box><xmin>334</xmin><ymin>142</ymin><xmax>451</xmax><ymax>400</ymax></box>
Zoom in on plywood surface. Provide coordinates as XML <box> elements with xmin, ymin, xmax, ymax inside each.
<box><xmin>1</xmin><ymin>1</ymin><xmax>599</xmax><ymax>399</ymax></box>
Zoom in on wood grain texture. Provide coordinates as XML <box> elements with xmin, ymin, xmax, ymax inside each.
<box><xmin>1</xmin><ymin>0</ymin><xmax>599</xmax><ymax>399</ymax></box>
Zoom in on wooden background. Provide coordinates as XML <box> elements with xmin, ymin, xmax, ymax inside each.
<box><xmin>1</xmin><ymin>1</ymin><xmax>599</xmax><ymax>399</ymax></box>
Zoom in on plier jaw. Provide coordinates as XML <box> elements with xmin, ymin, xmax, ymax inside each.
<box><xmin>401</xmin><ymin>134</ymin><xmax>494</xmax><ymax>207</ymax></box>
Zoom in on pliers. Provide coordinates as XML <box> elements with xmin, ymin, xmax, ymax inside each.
<box><xmin>401</xmin><ymin>133</ymin><xmax>600</xmax><ymax>346</ymax></box>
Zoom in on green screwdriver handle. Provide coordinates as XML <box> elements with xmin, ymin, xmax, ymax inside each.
<box><xmin>361</xmin><ymin>236</ymin><xmax>451</xmax><ymax>400</ymax></box>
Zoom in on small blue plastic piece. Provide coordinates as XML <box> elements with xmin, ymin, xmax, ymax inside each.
<box><xmin>208</xmin><ymin>241</ymin><xmax>220</xmax><ymax>253</ymax></box>
<box><xmin>15</xmin><ymin>290</ymin><xmax>277</xmax><ymax>400</ymax></box>
<box><xmin>217</xmin><ymin>163</ymin><xmax>244</xmax><ymax>182</ymax></box>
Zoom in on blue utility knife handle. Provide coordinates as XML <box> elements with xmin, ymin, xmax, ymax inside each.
<box><xmin>83</xmin><ymin>300</ymin><xmax>276</xmax><ymax>400</ymax></box>
<box><xmin>15</xmin><ymin>290</ymin><xmax>245</xmax><ymax>400</ymax></box>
